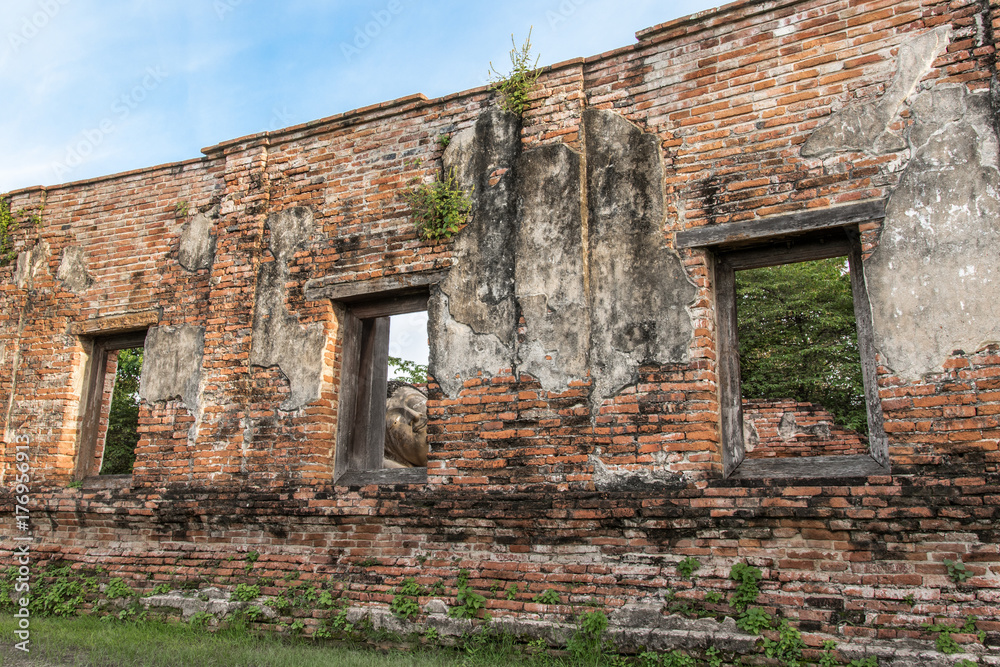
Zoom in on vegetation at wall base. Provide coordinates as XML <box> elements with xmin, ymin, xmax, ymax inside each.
<box><xmin>405</xmin><ymin>167</ymin><xmax>473</xmax><ymax>241</ymax></box>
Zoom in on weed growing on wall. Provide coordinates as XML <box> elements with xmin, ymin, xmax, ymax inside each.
<box><xmin>728</xmin><ymin>562</ymin><xmax>762</xmax><ymax>611</ymax></box>
<box><xmin>943</xmin><ymin>558</ymin><xmax>971</xmax><ymax>583</ymax></box>
<box><xmin>533</xmin><ymin>588</ymin><xmax>560</xmax><ymax>605</ymax></box>
<box><xmin>676</xmin><ymin>556</ymin><xmax>700</xmax><ymax>580</ymax></box>
<box><xmin>567</xmin><ymin>609</ymin><xmax>609</xmax><ymax>665</ymax></box>
<box><xmin>449</xmin><ymin>570</ymin><xmax>488</xmax><ymax>620</ymax></box>
<box><xmin>405</xmin><ymin>167</ymin><xmax>473</xmax><ymax>240</ymax></box>
<box><xmin>0</xmin><ymin>196</ymin><xmax>42</xmax><ymax>267</ymax></box>
<box><xmin>488</xmin><ymin>28</ymin><xmax>541</xmax><ymax>116</ymax></box>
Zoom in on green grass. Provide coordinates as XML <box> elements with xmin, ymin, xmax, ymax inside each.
<box><xmin>0</xmin><ymin>614</ymin><xmax>462</xmax><ymax>667</ymax></box>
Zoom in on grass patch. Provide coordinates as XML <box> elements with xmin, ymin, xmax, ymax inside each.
<box><xmin>0</xmin><ymin>614</ymin><xmax>460</xmax><ymax>667</ymax></box>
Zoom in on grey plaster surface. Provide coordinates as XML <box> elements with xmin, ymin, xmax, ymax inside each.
<box><xmin>249</xmin><ymin>206</ymin><xmax>325</xmax><ymax>411</ymax></box>
<box><xmin>139</xmin><ymin>324</ymin><xmax>205</xmax><ymax>410</ymax></box>
<box><xmin>585</xmin><ymin>108</ymin><xmax>697</xmax><ymax>413</ymax></box>
<box><xmin>56</xmin><ymin>246</ymin><xmax>92</xmax><ymax>293</ymax></box>
<box><xmin>866</xmin><ymin>86</ymin><xmax>1000</xmax><ymax>379</ymax></box>
<box><xmin>177</xmin><ymin>212</ymin><xmax>216</xmax><ymax>271</ymax></box>
<box><xmin>801</xmin><ymin>25</ymin><xmax>951</xmax><ymax>157</ymax></box>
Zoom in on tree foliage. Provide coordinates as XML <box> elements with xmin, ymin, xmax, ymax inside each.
<box><xmin>735</xmin><ymin>257</ymin><xmax>867</xmax><ymax>434</ymax></box>
<box><xmin>99</xmin><ymin>348</ymin><xmax>143</xmax><ymax>475</ymax></box>
<box><xmin>388</xmin><ymin>356</ymin><xmax>428</xmax><ymax>384</ymax></box>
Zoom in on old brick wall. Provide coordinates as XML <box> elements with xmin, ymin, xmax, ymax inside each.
<box><xmin>1</xmin><ymin>0</ymin><xmax>999</xmax><ymax>659</ymax></box>
<box><xmin>742</xmin><ymin>399</ymin><xmax>870</xmax><ymax>459</ymax></box>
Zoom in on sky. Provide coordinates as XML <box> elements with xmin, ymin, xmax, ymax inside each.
<box><xmin>0</xmin><ymin>0</ymin><xmax>722</xmax><ymax>371</ymax></box>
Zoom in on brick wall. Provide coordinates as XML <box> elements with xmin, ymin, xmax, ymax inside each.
<box><xmin>1</xmin><ymin>0</ymin><xmax>998</xmax><ymax>658</ymax></box>
<box><xmin>742</xmin><ymin>399</ymin><xmax>870</xmax><ymax>459</ymax></box>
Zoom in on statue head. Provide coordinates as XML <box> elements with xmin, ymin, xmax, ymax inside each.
<box><xmin>384</xmin><ymin>385</ymin><xmax>428</xmax><ymax>468</ymax></box>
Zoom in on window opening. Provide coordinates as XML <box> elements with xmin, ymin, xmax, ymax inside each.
<box><xmin>97</xmin><ymin>347</ymin><xmax>144</xmax><ymax>474</ymax></box>
<box><xmin>736</xmin><ymin>258</ymin><xmax>869</xmax><ymax>460</ymax></box>
<box><xmin>713</xmin><ymin>226</ymin><xmax>888</xmax><ymax>478</ymax></box>
<box><xmin>335</xmin><ymin>293</ymin><xmax>429</xmax><ymax>479</ymax></box>
<box><xmin>75</xmin><ymin>330</ymin><xmax>148</xmax><ymax>480</ymax></box>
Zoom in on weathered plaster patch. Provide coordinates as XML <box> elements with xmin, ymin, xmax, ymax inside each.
<box><xmin>585</xmin><ymin>108</ymin><xmax>697</xmax><ymax>413</ymax></box>
<box><xmin>589</xmin><ymin>451</ymin><xmax>687</xmax><ymax>492</ymax></box>
<box><xmin>431</xmin><ymin>108</ymin><xmax>521</xmax><ymax>397</ymax></box>
<box><xmin>777</xmin><ymin>411</ymin><xmax>830</xmax><ymax>440</ymax></box>
<box><xmin>866</xmin><ymin>86</ymin><xmax>1000</xmax><ymax>380</ymax></box>
<box><xmin>56</xmin><ymin>246</ymin><xmax>93</xmax><ymax>293</ymax></box>
<box><xmin>178</xmin><ymin>212</ymin><xmax>217</xmax><ymax>271</ymax></box>
<box><xmin>801</xmin><ymin>25</ymin><xmax>952</xmax><ymax>157</ymax></box>
<box><xmin>515</xmin><ymin>143</ymin><xmax>590</xmax><ymax>392</ymax></box>
<box><xmin>139</xmin><ymin>324</ymin><xmax>205</xmax><ymax>410</ymax></box>
<box><xmin>249</xmin><ymin>207</ymin><xmax>325</xmax><ymax>411</ymax></box>
<box><xmin>14</xmin><ymin>240</ymin><xmax>49</xmax><ymax>290</ymax></box>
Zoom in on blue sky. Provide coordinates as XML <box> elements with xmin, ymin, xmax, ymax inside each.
<box><xmin>1</xmin><ymin>0</ymin><xmax>720</xmax><ymax>193</ymax></box>
<box><xmin>1</xmin><ymin>0</ymin><xmax>721</xmax><ymax>371</ymax></box>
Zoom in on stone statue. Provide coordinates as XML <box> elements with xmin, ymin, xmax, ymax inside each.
<box><xmin>383</xmin><ymin>384</ymin><xmax>428</xmax><ymax>468</ymax></box>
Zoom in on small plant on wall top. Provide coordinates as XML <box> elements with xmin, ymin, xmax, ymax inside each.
<box><xmin>488</xmin><ymin>28</ymin><xmax>541</xmax><ymax>116</ymax></box>
<box><xmin>405</xmin><ymin>167</ymin><xmax>473</xmax><ymax>241</ymax></box>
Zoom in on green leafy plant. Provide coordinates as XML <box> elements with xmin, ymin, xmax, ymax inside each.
<box><xmin>505</xmin><ymin>583</ymin><xmax>519</xmax><ymax>600</ymax></box>
<box><xmin>761</xmin><ymin>619</ymin><xmax>805</xmax><ymax>666</ymax></box>
<box><xmin>66</xmin><ymin>480</ymin><xmax>83</xmax><ymax>489</ymax></box>
<box><xmin>818</xmin><ymin>640</ymin><xmax>840</xmax><ymax>667</ymax></box>
<box><xmin>0</xmin><ymin>196</ymin><xmax>42</xmax><ymax>266</ymax></box>
<box><xmin>676</xmin><ymin>557</ymin><xmax>701</xmax><ymax>580</ymax></box>
<box><xmin>533</xmin><ymin>588</ymin><xmax>561</xmax><ymax>605</ymax></box>
<box><xmin>943</xmin><ymin>559</ymin><xmax>971</xmax><ymax>583</ymax></box>
<box><xmin>848</xmin><ymin>657</ymin><xmax>878</xmax><ymax>667</ymax></box>
<box><xmin>390</xmin><ymin>578</ymin><xmax>422</xmax><ymax>621</ymax></box>
<box><xmin>388</xmin><ymin>356</ymin><xmax>428</xmax><ymax>384</ymax></box>
<box><xmin>175</xmin><ymin>201</ymin><xmax>189</xmax><ymax>217</ymax></box>
<box><xmin>437</xmin><ymin>134</ymin><xmax>451</xmax><ymax>148</ymax></box>
<box><xmin>244</xmin><ymin>550</ymin><xmax>259</xmax><ymax>574</ymax></box>
<box><xmin>148</xmin><ymin>583</ymin><xmax>171</xmax><ymax>596</ymax></box>
<box><xmin>567</xmin><ymin>609</ymin><xmax>608</xmax><ymax>666</ymax></box>
<box><xmin>289</xmin><ymin>619</ymin><xmax>305</xmax><ymax>634</ymax></box>
<box><xmin>405</xmin><ymin>167</ymin><xmax>473</xmax><ymax>241</ymax></box>
<box><xmin>955</xmin><ymin>660</ymin><xmax>978</xmax><ymax>667</ymax></box>
<box><xmin>729</xmin><ymin>562</ymin><xmax>763</xmax><ymax>612</ymax></box>
<box><xmin>188</xmin><ymin>611</ymin><xmax>213</xmax><ymax>629</ymax></box>
<box><xmin>231</xmin><ymin>583</ymin><xmax>260</xmax><ymax>602</ymax></box>
<box><xmin>449</xmin><ymin>583</ymin><xmax>487</xmax><ymax>619</ymax></box>
<box><xmin>903</xmin><ymin>593</ymin><xmax>916</xmax><ymax>606</ymax></box>
<box><xmin>935</xmin><ymin>630</ymin><xmax>961</xmax><ymax>655</ymax></box>
<box><xmin>243</xmin><ymin>605</ymin><xmax>265</xmax><ymax>622</ymax></box>
<box><xmin>706</xmin><ymin>646</ymin><xmax>724</xmax><ymax>667</ymax></box>
<box><xmin>487</xmin><ymin>28</ymin><xmax>541</xmax><ymax>116</ymax></box>
<box><xmin>104</xmin><ymin>578</ymin><xmax>135</xmax><ymax>600</ymax></box>
<box><xmin>736</xmin><ymin>606</ymin><xmax>772</xmax><ymax>634</ymax></box>
<box><xmin>704</xmin><ymin>591</ymin><xmax>724</xmax><ymax>604</ymax></box>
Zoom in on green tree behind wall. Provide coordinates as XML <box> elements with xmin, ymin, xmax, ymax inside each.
<box><xmin>735</xmin><ymin>257</ymin><xmax>867</xmax><ymax>434</ymax></box>
<box><xmin>99</xmin><ymin>348</ymin><xmax>143</xmax><ymax>475</ymax></box>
